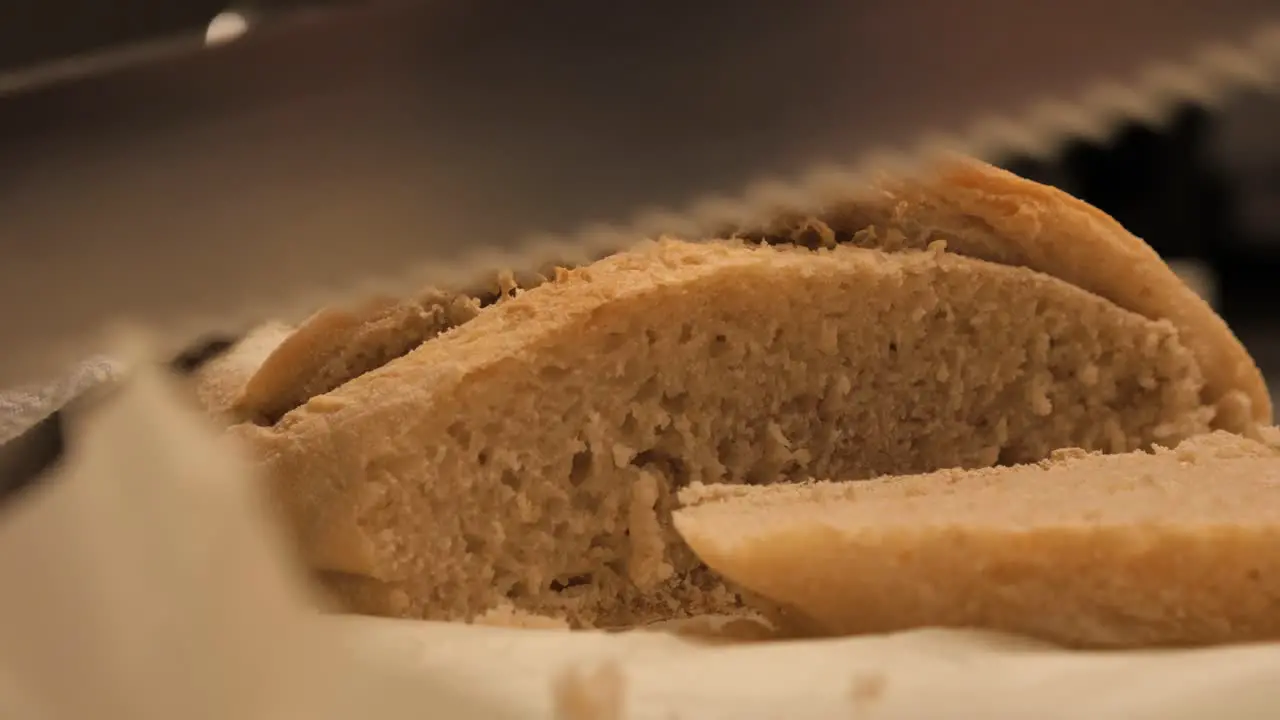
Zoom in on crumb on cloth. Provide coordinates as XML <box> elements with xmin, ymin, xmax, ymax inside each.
<box><xmin>553</xmin><ymin>662</ymin><xmax>625</xmax><ymax>720</ymax></box>
<box><xmin>470</xmin><ymin>602</ymin><xmax>570</xmax><ymax>630</ymax></box>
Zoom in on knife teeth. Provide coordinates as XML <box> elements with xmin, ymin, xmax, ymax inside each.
<box><xmin>521</xmin><ymin>235</ymin><xmax>594</xmax><ymax>272</ymax></box>
<box><xmin>15</xmin><ymin>22</ymin><xmax>1280</xmax><ymax>383</ymax></box>
<box><xmin>1078</xmin><ymin>81</ymin><xmax>1168</xmax><ymax>129</ymax></box>
<box><xmin>269</xmin><ymin>17</ymin><xmax>1280</xmax><ymax>329</ymax></box>
<box><xmin>915</xmin><ymin>133</ymin><xmax>974</xmax><ymax>164</ymax></box>
<box><xmin>799</xmin><ymin>165</ymin><xmax>868</xmax><ymax>206</ymax></box>
<box><xmin>553</xmin><ymin>20</ymin><xmax>1280</xmax><ymax>286</ymax></box>
<box><xmin>632</xmin><ymin>209</ymin><xmax>708</xmax><ymax>244</ymax></box>
<box><xmin>965</xmin><ymin>115</ymin><xmax>1054</xmax><ymax>159</ymax></box>
<box><xmin>742</xmin><ymin>179</ymin><xmax>822</xmax><ymax>221</ymax></box>
<box><xmin>1143</xmin><ymin>61</ymin><xmax>1223</xmax><ymax>109</ymax></box>
<box><xmin>686</xmin><ymin>195</ymin><xmax>755</xmax><ymax>233</ymax></box>
<box><xmin>1257</xmin><ymin>25</ymin><xmax>1280</xmax><ymax>59</ymax></box>
<box><xmin>1026</xmin><ymin>99</ymin><xmax>1116</xmax><ymax>145</ymax></box>
<box><xmin>579</xmin><ymin>223</ymin><xmax>641</xmax><ymax>260</ymax></box>
<box><xmin>1200</xmin><ymin>44</ymin><xmax>1274</xmax><ymax>89</ymax></box>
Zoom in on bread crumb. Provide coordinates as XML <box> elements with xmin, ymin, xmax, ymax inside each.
<box><xmin>766</xmin><ymin>421</ymin><xmax>792</xmax><ymax>450</ymax></box>
<box><xmin>805</xmin><ymin>218</ymin><xmax>838</xmax><ymax>249</ymax></box>
<box><xmin>849</xmin><ymin>672</ymin><xmax>888</xmax><ymax>711</ymax></box>
<box><xmin>496</xmin><ymin>269</ymin><xmax>518</xmax><ymax>300</ymax></box>
<box><xmin>1175</xmin><ymin>444</ymin><xmax>1200</xmax><ymax>463</ymax></box>
<box><xmin>639</xmin><ymin>613</ymin><xmax>780</xmax><ymax>643</ymax></box>
<box><xmin>471</xmin><ymin>602</ymin><xmax>570</xmax><ymax>630</ymax></box>
<box><xmin>627</xmin><ymin>470</ymin><xmax>674</xmax><ymax>589</ymax></box>
<box><xmin>1048</xmin><ymin>447</ymin><xmax>1090</xmax><ymax>462</ymax></box>
<box><xmin>974</xmin><ymin>445</ymin><xmax>1000</xmax><ymax>466</ymax></box>
<box><xmin>834</xmin><ymin>374</ymin><xmax>853</xmax><ymax>396</ymax></box>
<box><xmin>387</xmin><ymin>588</ymin><xmax>411</xmax><ymax>615</ymax></box>
<box><xmin>1078</xmin><ymin>363</ymin><xmax>1100</xmax><ymax>386</ymax></box>
<box><xmin>1026</xmin><ymin>376</ymin><xmax>1053</xmax><ymax>416</ymax></box>
<box><xmin>1215</xmin><ymin>390</ymin><xmax>1262</xmax><ymax>441</ymax></box>
<box><xmin>883</xmin><ymin>228</ymin><xmax>909</xmax><ymax>250</ymax></box>
<box><xmin>553</xmin><ymin>662</ymin><xmax>625</xmax><ymax>720</ymax></box>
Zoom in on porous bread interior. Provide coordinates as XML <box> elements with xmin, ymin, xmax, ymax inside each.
<box><xmin>244</xmin><ymin>238</ymin><xmax>1216</xmax><ymax>629</ymax></box>
<box><xmin>674</xmin><ymin>431</ymin><xmax>1280</xmax><ymax>648</ymax></box>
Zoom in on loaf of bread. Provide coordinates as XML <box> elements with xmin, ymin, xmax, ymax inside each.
<box><xmin>207</xmin><ymin>158</ymin><xmax>1268</xmax><ymax>633</ymax></box>
<box><xmin>674</xmin><ymin>430</ymin><xmax>1280</xmax><ymax>649</ymax></box>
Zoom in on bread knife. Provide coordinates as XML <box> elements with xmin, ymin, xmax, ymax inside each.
<box><xmin>1</xmin><ymin>0</ymin><xmax>1278</xmax><ymax>387</ymax></box>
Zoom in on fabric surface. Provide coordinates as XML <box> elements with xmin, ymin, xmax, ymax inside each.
<box><xmin>3</xmin><ymin>342</ymin><xmax>1280</xmax><ymax>719</ymax></box>
<box><xmin>0</xmin><ymin>358</ymin><xmax>118</xmax><ymax>446</ymax></box>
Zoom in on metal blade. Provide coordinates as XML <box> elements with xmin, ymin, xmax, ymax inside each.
<box><xmin>1</xmin><ymin>0</ymin><xmax>1278</xmax><ymax>386</ymax></box>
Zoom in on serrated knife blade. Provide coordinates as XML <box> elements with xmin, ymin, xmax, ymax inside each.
<box><xmin>1</xmin><ymin>0</ymin><xmax>1278</xmax><ymax>386</ymax></box>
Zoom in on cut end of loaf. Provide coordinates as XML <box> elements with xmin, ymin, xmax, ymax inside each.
<box><xmin>673</xmin><ymin>431</ymin><xmax>1280</xmax><ymax>648</ymax></box>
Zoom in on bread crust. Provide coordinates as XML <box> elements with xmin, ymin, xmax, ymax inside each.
<box><xmin>236</xmin><ymin>300</ymin><xmax>397</xmax><ymax>423</ymax></box>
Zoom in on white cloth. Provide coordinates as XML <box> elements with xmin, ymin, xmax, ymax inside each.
<box><xmin>1</xmin><ymin>339</ymin><xmax>1278</xmax><ymax>719</ymax></box>
<box><xmin>0</xmin><ymin>357</ymin><xmax>117</xmax><ymax>446</ymax></box>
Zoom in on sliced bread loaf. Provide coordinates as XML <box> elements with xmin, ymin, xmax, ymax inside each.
<box><xmin>233</xmin><ymin>289</ymin><xmax>482</xmax><ymax>425</ymax></box>
<box><xmin>674</xmin><ymin>431</ymin><xmax>1280</xmax><ymax>648</ymax></box>
<box><xmin>233</xmin><ymin>237</ymin><xmax>1224</xmax><ymax>628</ymax></box>
<box><xmin>222</xmin><ymin>159</ymin><xmax>1269</xmax><ymax>629</ymax></box>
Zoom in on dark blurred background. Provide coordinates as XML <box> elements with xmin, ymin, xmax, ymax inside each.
<box><xmin>3</xmin><ymin>1</ymin><xmax>1280</xmax><ymax>401</ymax></box>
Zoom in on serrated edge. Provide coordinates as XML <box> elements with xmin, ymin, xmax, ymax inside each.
<box><xmin>17</xmin><ymin>21</ymin><xmax>1280</xmax><ymax>385</ymax></box>
<box><xmin>255</xmin><ymin>22</ymin><xmax>1280</xmax><ymax>315</ymax></box>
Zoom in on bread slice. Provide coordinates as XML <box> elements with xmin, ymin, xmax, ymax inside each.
<box><xmin>231</xmin><ymin>160</ymin><xmax>1267</xmax><ymax>437</ymax></box>
<box><xmin>743</xmin><ymin>158</ymin><xmax>1269</xmax><ymax>431</ymax></box>
<box><xmin>673</xmin><ymin>431</ymin><xmax>1280</xmax><ymax>648</ymax></box>
<box><xmin>232</xmin><ymin>235</ymin><xmax>1229</xmax><ymax>628</ymax></box>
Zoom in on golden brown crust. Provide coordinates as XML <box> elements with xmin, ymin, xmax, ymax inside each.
<box><xmin>234</xmin><ymin>291</ymin><xmax>481</xmax><ymax>424</ymax></box>
<box><xmin>858</xmin><ymin>158</ymin><xmax>1270</xmax><ymax>428</ymax></box>
<box><xmin>235</xmin><ymin>300</ymin><xmax>395</xmax><ymax>423</ymax></box>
